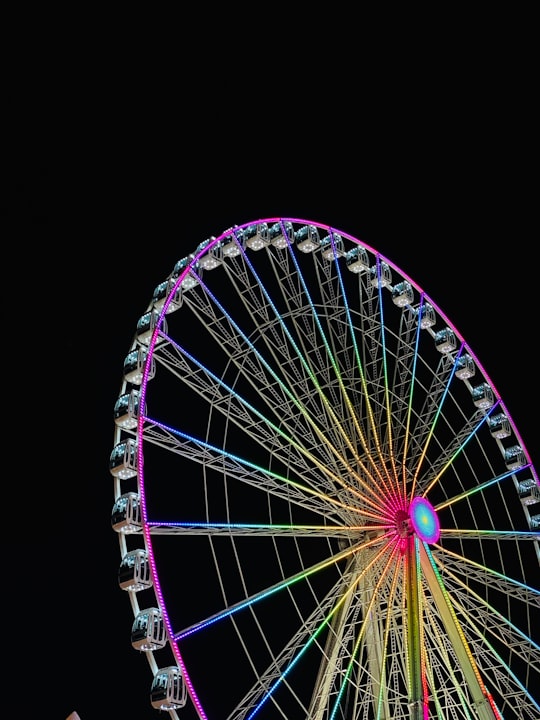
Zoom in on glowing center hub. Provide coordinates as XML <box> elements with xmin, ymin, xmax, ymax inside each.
<box><xmin>409</xmin><ymin>496</ymin><xmax>440</xmax><ymax>543</ymax></box>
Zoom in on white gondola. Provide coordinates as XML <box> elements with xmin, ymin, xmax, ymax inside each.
<box><xmin>471</xmin><ymin>383</ymin><xmax>494</xmax><ymax>409</ymax></box>
<box><xmin>219</xmin><ymin>229</ymin><xmax>245</xmax><ymax>257</ymax></box>
<box><xmin>415</xmin><ymin>302</ymin><xmax>436</xmax><ymax>329</ymax></box>
<box><xmin>118</xmin><ymin>548</ymin><xmax>152</xmax><ymax>591</ymax></box>
<box><xmin>454</xmin><ymin>353</ymin><xmax>475</xmax><ymax>380</ymax></box>
<box><xmin>150</xmin><ymin>666</ymin><xmax>187</xmax><ymax>711</ymax></box>
<box><xmin>111</xmin><ymin>492</ymin><xmax>141</xmax><ymax>533</ymax></box>
<box><xmin>346</xmin><ymin>246</ymin><xmax>369</xmax><ymax>273</ymax></box>
<box><xmin>131</xmin><ymin>607</ymin><xmax>167</xmax><ymax>651</ymax></box>
<box><xmin>114</xmin><ymin>389</ymin><xmax>142</xmax><ymax>430</ymax></box>
<box><xmin>434</xmin><ymin>327</ymin><xmax>456</xmax><ymax>353</ymax></box>
<box><xmin>244</xmin><ymin>222</ymin><xmax>270</xmax><ymax>251</ymax></box>
<box><xmin>320</xmin><ymin>233</ymin><xmax>344</xmax><ymax>260</ymax></box>
<box><xmin>170</xmin><ymin>256</ymin><xmax>201</xmax><ymax>290</ymax></box>
<box><xmin>489</xmin><ymin>413</ymin><xmax>511</xmax><ymax>439</ymax></box>
<box><xmin>504</xmin><ymin>445</ymin><xmax>527</xmax><ymax>471</ymax></box>
<box><xmin>391</xmin><ymin>280</ymin><xmax>414</xmax><ymax>307</ymax></box>
<box><xmin>196</xmin><ymin>237</ymin><xmax>221</xmax><ymax>270</ymax></box>
<box><xmin>109</xmin><ymin>439</ymin><xmax>138</xmax><ymax>479</ymax></box>
<box><xmin>370</xmin><ymin>262</ymin><xmax>392</xmax><ymax>288</ymax></box>
<box><xmin>136</xmin><ymin>310</ymin><xmax>167</xmax><ymax>346</ymax></box>
<box><xmin>295</xmin><ymin>225</ymin><xmax>320</xmax><ymax>253</ymax></box>
<box><xmin>268</xmin><ymin>221</ymin><xmax>293</xmax><ymax>249</ymax></box>
<box><xmin>518</xmin><ymin>478</ymin><xmax>540</xmax><ymax>506</ymax></box>
<box><xmin>152</xmin><ymin>279</ymin><xmax>183</xmax><ymax>314</ymax></box>
<box><xmin>123</xmin><ymin>347</ymin><xmax>156</xmax><ymax>385</ymax></box>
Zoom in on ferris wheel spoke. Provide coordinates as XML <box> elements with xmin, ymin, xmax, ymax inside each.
<box><xmin>427</xmin><ymin>575</ymin><xmax>538</xmax><ymax>718</ymax></box>
<box><xmin>148</xmin><ymin>521</ymin><xmax>384</xmax><ymax>539</ymax></box>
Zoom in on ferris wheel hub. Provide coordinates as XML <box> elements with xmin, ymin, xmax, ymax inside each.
<box><xmin>409</xmin><ymin>496</ymin><xmax>440</xmax><ymax>544</ymax></box>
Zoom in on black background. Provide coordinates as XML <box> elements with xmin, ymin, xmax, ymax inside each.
<box><xmin>12</xmin><ymin>71</ymin><xmax>537</xmax><ymax>719</ymax></box>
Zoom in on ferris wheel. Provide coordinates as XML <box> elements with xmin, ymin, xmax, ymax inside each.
<box><xmin>110</xmin><ymin>218</ymin><xmax>540</xmax><ymax>720</ymax></box>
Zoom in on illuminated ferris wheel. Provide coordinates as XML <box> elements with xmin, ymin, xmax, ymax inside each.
<box><xmin>111</xmin><ymin>218</ymin><xmax>540</xmax><ymax>719</ymax></box>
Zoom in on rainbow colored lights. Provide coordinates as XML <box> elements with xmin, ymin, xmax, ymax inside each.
<box><xmin>409</xmin><ymin>497</ymin><xmax>440</xmax><ymax>543</ymax></box>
